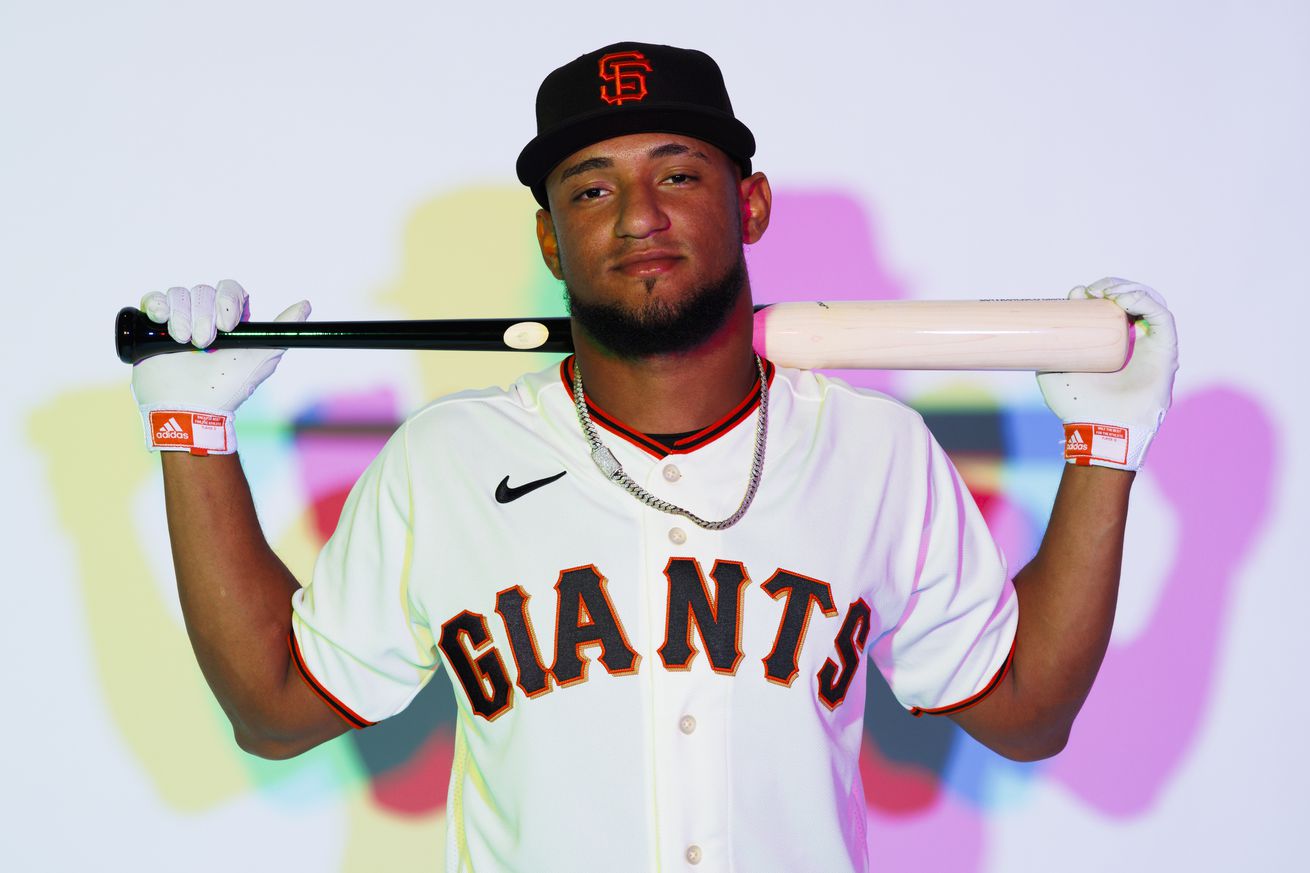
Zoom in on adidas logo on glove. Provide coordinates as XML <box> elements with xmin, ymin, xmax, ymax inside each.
<box><xmin>155</xmin><ymin>416</ymin><xmax>191</xmax><ymax>441</ymax></box>
<box><xmin>1065</xmin><ymin>429</ymin><xmax>1089</xmax><ymax>453</ymax></box>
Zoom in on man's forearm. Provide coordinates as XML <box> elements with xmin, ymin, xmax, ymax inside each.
<box><xmin>161</xmin><ymin>453</ymin><xmax>327</xmax><ymax>752</ymax></box>
<box><xmin>953</xmin><ymin>464</ymin><xmax>1133</xmax><ymax>759</ymax></box>
<box><xmin>1012</xmin><ymin>464</ymin><xmax>1132</xmax><ymax>728</ymax></box>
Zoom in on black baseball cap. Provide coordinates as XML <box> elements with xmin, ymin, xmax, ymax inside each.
<box><xmin>516</xmin><ymin>41</ymin><xmax>756</xmax><ymax>209</ymax></box>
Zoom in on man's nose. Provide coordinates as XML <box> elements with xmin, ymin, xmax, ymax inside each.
<box><xmin>615</xmin><ymin>184</ymin><xmax>670</xmax><ymax>239</ymax></box>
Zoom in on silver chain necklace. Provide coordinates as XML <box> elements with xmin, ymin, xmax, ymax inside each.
<box><xmin>571</xmin><ymin>355</ymin><xmax>768</xmax><ymax>531</ymax></box>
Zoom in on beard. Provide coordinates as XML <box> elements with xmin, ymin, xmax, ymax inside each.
<box><xmin>564</xmin><ymin>251</ymin><xmax>748</xmax><ymax>359</ymax></box>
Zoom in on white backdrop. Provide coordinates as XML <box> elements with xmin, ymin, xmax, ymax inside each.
<box><xmin>3</xmin><ymin>2</ymin><xmax>1306</xmax><ymax>870</ymax></box>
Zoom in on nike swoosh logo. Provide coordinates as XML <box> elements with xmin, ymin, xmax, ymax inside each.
<box><xmin>495</xmin><ymin>470</ymin><xmax>567</xmax><ymax>504</ymax></box>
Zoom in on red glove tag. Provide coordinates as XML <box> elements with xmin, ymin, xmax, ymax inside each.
<box><xmin>148</xmin><ymin>410</ymin><xmax>230</xmax><ymax>456</ymax></box>
<box><xmin>1063</xmin><ymin>423</ymin><xmax>1129</xmax><ymax>466</ymax></box>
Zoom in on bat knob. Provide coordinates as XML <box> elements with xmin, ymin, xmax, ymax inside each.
<box><xmin>116</xmin><ymin>306</ymin><xmax>173</xmax><ymax>364</ymax></box>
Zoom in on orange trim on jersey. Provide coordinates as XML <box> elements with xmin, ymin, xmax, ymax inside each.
<box><xmin>909</xmin><ymin>635</ymin><xmax>1017</xmax><ymax>718</ymax></box>
<box><xmin>669</xmin><ymin>362</ymin><xmax>776</xmax><ymax>450</ymax></box>
<box><xmin>549</xmin><ymin>564</ymin><xmax>642</xmax><ymax>687</ymax></box>
<box><xmin>558</xmin><ymin>357</ymin><xmax>774</xmax><ymax>459</ymax></box>
<box><xmin>760</xmin><ymin>568</ymin><xmax>838</xmax><ymax>688</ymax></box>
<box><xmin>657</xmin><ymin>557</ymin><xmax>749</xmax><ymax>675</ymax></box>
<box><xmin>817</xmin><ymin>597</ymin><xmax>873</xmax><ymax>712</ymax></box>
<box><xmin>287</xmin><ymin>630</ymin><xmax>374</xmax><ymax>729</ymax></box>
<box><xmin>494</xmin><ymin>584</ymin><xmax>555</xmax><ymax>699</ymax></box>
<box><xmin>438</xmin><ymin>611</ymin><xmax>516</xmax><ymax>722</ymax></box>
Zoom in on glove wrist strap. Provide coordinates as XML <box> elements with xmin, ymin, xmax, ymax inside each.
<box><xmin>140</xmin><ymin>405</ymin><xmax>237</xmax><ymax>455</ymax></box>
<box><xmin>1062</xmin><ymin>421</ymin><xmax>1153</xmax><ymax>471</ymax></box>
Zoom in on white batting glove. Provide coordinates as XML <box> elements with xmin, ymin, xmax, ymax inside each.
<box><xmin>1036</xmin><ymin>278</ymin><xmax>1178</xmax><ymax>471</ymax></box>
<box><xmin>131</xmin><ymin>280</ymin><xmax>310</xmax><ymax>455</ymax></box>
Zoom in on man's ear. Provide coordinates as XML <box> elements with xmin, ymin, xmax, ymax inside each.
<box><xmin>738</xmin><ymin>172</ymin><xmax>772</xmax><ymax>245</ymax></box>
<box><xmin>535</xmin><ymin>208</ymin><xmax>563</xmax><ymax>279</ymax></box>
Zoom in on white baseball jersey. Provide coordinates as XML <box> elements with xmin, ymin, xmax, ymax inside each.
<box><xmin>290</xmin><ymin>358</ymin><xmax>1017</xmax><ymax>873</ymax></box>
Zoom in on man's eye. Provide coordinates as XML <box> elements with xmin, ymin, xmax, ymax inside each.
<box><xmin>575</xmin><ymin>187</ymin><xmax>606</xmax><ymax>201</ymax></box>
<box><xmin>666</xmin><ymin>173</ymin><xmax>696</xmax><ymax>184</ymax></box>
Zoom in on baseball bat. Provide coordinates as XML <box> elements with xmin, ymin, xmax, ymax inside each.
<box><xmin>115</xmin><ymin>298</ymin><xmax>1130</xmax><ymax>371</ymax></box>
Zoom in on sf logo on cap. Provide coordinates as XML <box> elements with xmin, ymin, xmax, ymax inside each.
<box><xmin>598</xmin><ymin>51</ymin><xmax>652</xmax><ymax>105</ymax></box>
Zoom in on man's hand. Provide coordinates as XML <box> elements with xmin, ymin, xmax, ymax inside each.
<box><xmin>131</xmin><ymin>280</ymin><xmax>310</xmax><ymax>455</ymax></box>
<box><xmin>1037</xmin><ymin>278</ymin><xmax>1178</xmax><ymax>470</ymax></box>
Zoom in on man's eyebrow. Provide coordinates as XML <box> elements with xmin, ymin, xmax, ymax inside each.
<box><xmin>557</xmin><ymin>144</ymin><xmax>711</xmax><ymax>183</ymax></box>
<box><xmin>559</xmin><ymin>156</ymin><xmax>613</xmax><ymax>182</ymax></box>
<box><xmin>648</xmin><ymin>143</ymin><xmax>709</xmax><ymax>161</ymax></box>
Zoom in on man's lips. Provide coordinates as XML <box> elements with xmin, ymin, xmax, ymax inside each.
<box><xmin>612</xmin><ymin>251</ymin><xmax>683</xmax><ymax>276</ymax></box>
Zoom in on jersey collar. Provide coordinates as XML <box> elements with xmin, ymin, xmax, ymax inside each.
<box><xmin>558</xmin><ymin>355</ymin><xmax>776</xmax><ymax>460</ymax></box>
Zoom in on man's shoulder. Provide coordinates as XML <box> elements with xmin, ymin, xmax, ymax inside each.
<box><xmin>772</xmin><ymin>365</ymin><xmax>924</xmax><ymax>424</ymax></box>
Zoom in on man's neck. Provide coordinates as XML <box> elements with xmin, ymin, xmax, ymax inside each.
<box><xmin>569</xmin><ymin>292</ymin><xmax>759</xmax><ymax>435</ymax></box>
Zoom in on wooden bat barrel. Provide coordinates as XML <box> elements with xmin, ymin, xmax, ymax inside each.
<box><xmin>751</xmin><ymin>299</ymin><xmax>1130</xmax><ymax>372</ymax></box>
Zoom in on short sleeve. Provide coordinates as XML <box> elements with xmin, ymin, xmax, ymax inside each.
<box><xmin>290</xmin><ymin>423</ymin><xmax>439</xmax><ymax>727</ymax></box>
<box><xmin>869</xmin><ymin>424</ymin><xmax>1018</xmax><ymax>716</ymax></box>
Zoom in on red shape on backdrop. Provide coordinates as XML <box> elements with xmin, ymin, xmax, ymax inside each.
<box><xmin>369</xmin><ymin>728</ymin><xmax>457</xmax><ymax>816</ymax></box>
<box><xmin>859</xmin><ymin>740</ymin><xmax>941</xmax><ymax>814</ymax></box>
<box><xmin>311</xmin><ymin>488</ymin><xmax>351</xmax><ymax>540</ymax></box>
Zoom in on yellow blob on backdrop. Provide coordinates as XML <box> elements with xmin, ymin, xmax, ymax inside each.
<box><xmin>31</xmin><ymin>186</ymin><xmax>565</xmax><ymax>871</ymax></box>
<box><xmin>377</xmin><ymin>186</ymin><xmax>568</xmax><ymax>399</ymax></box>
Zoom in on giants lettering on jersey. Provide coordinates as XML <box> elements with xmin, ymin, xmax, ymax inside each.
<box><xmin>440</xmin><ymin>558</ymin><xmax>871</xmax><ymax>721</ymax></box>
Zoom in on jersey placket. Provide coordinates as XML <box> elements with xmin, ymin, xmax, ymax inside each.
<box><xmin>560</xmin><ymin>356</ymin><xmax>763</xmax><ymax>870</ymax></box>
<box><xmin>641</xmin><ymin>451</ymin><xmax>736</xmax><ymax>873</ymax></box>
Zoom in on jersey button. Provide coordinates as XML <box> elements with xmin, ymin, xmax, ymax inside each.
<box><xmin>668</xmin><ymin>527</ymin><xmax>687</xmax><ymax>545</ymax></box>
<box><xmin>679</xmin><ymin>715</ymin><xmax>697</xmax><ymax>735</ymax></box>
<box><xmin>685</xmin><ymin>844</ymin><xmax>702</xmax><ymax>865</ymax></box>
<box><xmin>662</xmin><ymin>464</ymin><xmax>681</xmax><ymax>482</ymax></box>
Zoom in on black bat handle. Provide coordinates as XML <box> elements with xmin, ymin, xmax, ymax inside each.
<box><xmin>115</xmin><ymin>307</ymin><xmax>577</xmax><ymax>364</ymax></box>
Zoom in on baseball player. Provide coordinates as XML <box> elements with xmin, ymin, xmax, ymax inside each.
<box><xmin>130</xmin><ymin>42</ymin><xmax>1178</xmax><ymax>873</ymax></box>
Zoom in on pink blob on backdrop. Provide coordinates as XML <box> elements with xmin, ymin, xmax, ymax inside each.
<box><xmin>747</xmin><ymin>190</ymin><xmax>908</xmax><ymax>396</ymax></box>
<box><xmin>863</xmin><ymin>741</ymin><xmax>986</xmax><ymax>873</ymax></box>
<box><xmin>293</xmin><ymin>388</ymin><xmax>401</xmax><ymax>538</ymax></box>
<box><xmin>1047</xmin><ymin>386</ymin><xmax>1276</xmax><ymax>815</ymax></box>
